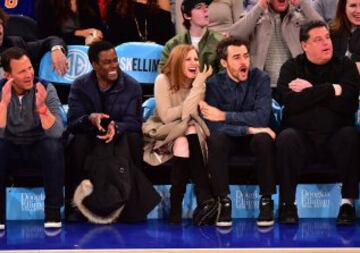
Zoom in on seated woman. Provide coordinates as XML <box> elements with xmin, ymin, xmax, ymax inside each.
<box><xmin>143</xmin><ymin>44</ymin><xmax>216</xmax><ymax>224</ymax></box>
<box><xmin>330</xmin><ymin>0</ymin><xmax>360</xmax><ymax>73</ymax></box>
<box><xmin>107</xmin><ymin>0</ymin><xmax>175</xmax><ymax>45</ymax></box>
<box><xmin>36</xmin><ymin>0</ymin><xmax>105</xmax><ymax>45</ymax></box>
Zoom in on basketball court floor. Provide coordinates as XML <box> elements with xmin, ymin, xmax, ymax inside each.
<box><xmin>0</xmin><ymin>218</ymin><xmax>360</xmax><ymax>253</ymax></box>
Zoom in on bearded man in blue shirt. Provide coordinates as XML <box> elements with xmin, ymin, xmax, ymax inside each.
<box><xmin>200</xmin><ymin>37</ymin><xmax>276</xmax><ymax>228</ymax></box>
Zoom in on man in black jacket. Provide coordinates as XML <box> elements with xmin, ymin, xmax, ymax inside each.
<box><xmin>0</xmin><ymin>8</ymin><xmax>67</xmax><ymax>76</ymax></box>
<box><xmin>276</xmin><ymin>20</ymin><xmax>359</xmax><ymax>225</ymax></box>
<box><xmin>66</xmin><ymin>41</ymin><xmax>160</xmax><ymax>223</ymax></box>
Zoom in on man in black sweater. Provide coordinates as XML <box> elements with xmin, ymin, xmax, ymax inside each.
<box><xmin>276</xmin><ymin>20</ymin><xmax>360</xmax><ymax>225</ymax></box>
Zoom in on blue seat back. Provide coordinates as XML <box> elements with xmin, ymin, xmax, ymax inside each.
<box><xmin>59</xmin><ymin>104</ymin><xmax>68</xmax><ymax>127</ymax></box>
<box><xmin>270</xmin><ymin>98</ymin><xmax>283</xmax><ymax>131</ymax></box>
<box><xmin>38</xmin><ymin>45</ymin><xmax>92</xmax><ymax>85</ymax></box>
<box><xmin>355</xmin><ymin>101</ymin><xmax>360</xmax><ymax>131</ymax></box>
<box><xmin>115</xmin><ymin>42</ymin><xmax>163</xmax><ymax>85</ymax></box>
<box><xmin>142</xmin><ymin>97</ymin><xmax>156</xmax><ymax>121</ymax></box>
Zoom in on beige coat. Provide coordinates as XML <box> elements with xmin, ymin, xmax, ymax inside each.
<box><xmin>229</xmin><ymin>1</ymin><xmax>323</xmax><ymax>70</ymax></box>
<box><xmin>143</xmin><ymin>73</ymin><xmax>209</xmax><ymax>166</ymax></box>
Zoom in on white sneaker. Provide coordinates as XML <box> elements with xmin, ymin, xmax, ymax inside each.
<box><xmin>44</xmin><ymin>207</ymin><xmax>61</xmax><ymax>228</ymax></box>
<box><xmin>44</xmin><ymin>221</ymin><xmax>62</xmax><ymax>229</ymax></box>
<box><xmin>0</xmin><ymin>224</ymin><xmax>5</xmax><ymax>230</ymax></box>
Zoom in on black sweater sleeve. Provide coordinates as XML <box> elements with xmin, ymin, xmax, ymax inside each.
<box><xmin>277</xmin><ymin>58</ymin><xmax>335</xmax><ymax>114</ymax></box>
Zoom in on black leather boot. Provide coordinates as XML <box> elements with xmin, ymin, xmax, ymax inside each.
<box><xmin>169</xmin><ymin>157</ymin><xmax>189</xmax><ymax>224</ymax></box>
<box><xmin>186</xmin><ymin>134</ymin><xmax>213</xmax><ymax>204</ymax></box>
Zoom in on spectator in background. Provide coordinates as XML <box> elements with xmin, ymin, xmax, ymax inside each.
<box><xmin>276</xmin><ymin>21</ymin><xmax>359</xmax><ymax>225</ymax></box>
<box><xmin>158</xmin><ymin>0</ymin><xmax>223</xmax><ymax>73</ymax></box>
<box><xmin>200</xmin><ymin>37</ymin><xmax>276</xmax><ymax>228</ymax></box>
<box><xmin>143</xmin><ymin>45</ymin><xmax>216</xmax><ymax>224</ymax></box>
<box><xmin>207</xmin><ymin>0</ymin><xmax>245</xmax><ymax>34</ymax></box>
<box><xmin>330</xmin><ymin>0</ymin><xmax>360</xmax><ymax>73</ymax></box>
<box><xmin>229</xmin><ymin>0</ymin><xmax>322</xmax><ymax>87</ymax></box>
<box><xmin>312</xmin><ymin>0</ymin><xmax>338</xmax><ymax>23</ymax></box>
<box><xmin>0</xmin><ymin>8</ymin><xmax>67</xmax><ymax>77</ymax></box>
<box><xmin>96</xmin><ymin>0</ymin><xmax>110</xmax><ymax>22</ymax></box>
<box><xmin>107</xmin><ymin>0</ymin><xmax>174</xmax><ymax>45</ymax></box>
<box><xmin>175</xmin><ymin>0</ymin><xmax>257</xmax><ymax>34</ymax></box>
<box><xmin>0</xmin><ymin>47</ymin><xmax>65</xmax><ymax>230</ymax></box>
<box><xmin>36</xmin><ymin>0</ymin><xmax>105</xmax><ymax>45</ymax></box>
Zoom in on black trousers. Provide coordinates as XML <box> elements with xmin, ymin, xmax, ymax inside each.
<box><xmin>0</xmin><ymin>138</ymin><xmax>64</xmax><ymax>221</ymax></box>
<box><xmin>276</xmin><ymin>127</ymin><xmax>359</xmax><ymax>203</ymax></box>
<box><xmin>207</xmin><ymin>132</ymin><xmax>276</xmax><ymax>197</ymax></box>
<box><xmin>170</xmin><ymin>134</ymin><xmax>213</xmax><ymax>205</ymax></box>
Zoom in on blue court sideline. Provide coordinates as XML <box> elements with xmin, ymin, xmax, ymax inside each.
<box><xmin>0</xmin><ymin>219</ymin><xmax>359</xmax><ymax>251</ymax></box>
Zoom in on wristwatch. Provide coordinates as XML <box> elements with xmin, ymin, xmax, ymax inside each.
<box><xmin>51</xmin><ymin>45</ymin><xmax>65</xmax><ymax>53</ymax></box>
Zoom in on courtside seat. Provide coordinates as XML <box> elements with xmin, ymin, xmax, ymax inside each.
<box><xmin>115</xmin><ymin>42</ymin><xmax>163</xmax><ymax>99</ymax></box>
<box><xmin>142</xmin><ymin>97</ymin><xmax>156</xmax><ymax>122</ymax></box>
<box><xmin>38</xmin><ymin>45</ymin><xmax>92</xmax><ymax>104</ymax></box>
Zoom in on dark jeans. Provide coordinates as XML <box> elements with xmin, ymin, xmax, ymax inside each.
<box><xmin>276</xmin><ymin>127</ymin><xmax>359</xmax><ymax>203</ymax></box>
<box><xmin>207</xmin><ymin>132</ymin><xmax>276</xmax><ymax>197</ymax></box>
<box><xmin>0</xmin><ymin>138</ymin><xmax>64</xmax><ymax>221</ymax></box>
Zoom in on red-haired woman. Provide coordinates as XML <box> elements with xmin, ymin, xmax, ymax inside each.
<box><xmin>143</xmin><ymin>44</ymin><xmax>216</xmax><ymax>224</ymax></box>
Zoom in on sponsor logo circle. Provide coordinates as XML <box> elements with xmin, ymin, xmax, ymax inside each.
<box><xmin>64</xmin><ymin>49</ymin><xmax>92</xmax><ymax>81</ymax></box>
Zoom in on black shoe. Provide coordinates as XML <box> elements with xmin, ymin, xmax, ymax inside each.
<box><xmin>0</xmin><ymin>209</ymin><xmax>5</xmax><ymax>230</ymax></box>
<box><xmin>257</xmin><ymin>196</ymin><xmax>274</xmax><ymax>227</ymax></box>
<box><xmin>44</xmin><ymin>207</ymin><xmax>62</xmax><ymax>228</ymax></box>
<box><xmin>0</xmin><ymin>218</ymin><xmax>4</xmax><ymax>230</ymax></box>
<box><xmin>336</xmin><ymin>203</ymin><xmax>356</xmax><ymax>225</ymax></box>
<box><xmin>278</xmin><ymin>202</ymin><xmax>298</xmax><ymax>224</ymax></box>
<box><xmin>193</xmin><ymin>198</ymin><xmax>219</xmax><ymax>225</ymax></box>
<box><xmin>216</xmin><ymin>197</ymin><xmax>232</xmax><ymax>227</ymax></box>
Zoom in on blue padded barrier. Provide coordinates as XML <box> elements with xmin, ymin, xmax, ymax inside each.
<box><xmin>6</xmin><ymin>188</ymin><xmax>64</xmax><ymax>220</ymax></box>
<box><xmin>6</xmin><ymin>184</ymin><xmax>348</xmax><ymax>220</ymax></box>
<box><xmin>147</xmin><ymin>183</ymin><xmax>348</xmax><ymax>219</ymax></box>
